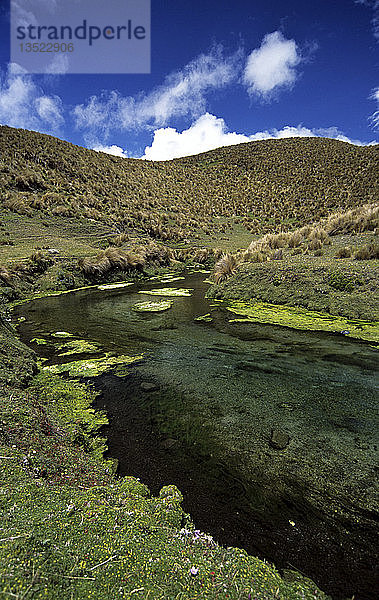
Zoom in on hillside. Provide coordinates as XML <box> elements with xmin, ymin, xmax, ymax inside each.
<box><xmin>0</xmin><ymin>126</ymin><xmax>378</xmax><ymax>246</ymax></box>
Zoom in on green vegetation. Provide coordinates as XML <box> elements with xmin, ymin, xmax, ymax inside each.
<box><xmin>1</xmin><ymin>125</ymin><xmax>378</xmax><ymax>600</ymax></box>
<box><xmin>138</xmin><ymin>287</ymin><xmax>194</xmax><ymax>297</ymax></box>
<box><xmin>42</xmin><ymin>353</ymin><xmax>143</xmax><ymax>378</ymax></box>
<box><xmin>209</xmin><ymin>204</ymin><xmax>379</xmax><ymax>322</ymax></box>
<box><xmin>0</xmin><ymin>326</ymin><xmax>330</xmax><ymax>600</ymax></box>
<box><xmin>132</xmin><ymin>300</ymin><xmax>173</xmax><ymax>312</ymax></box>
<box><xmin>1</xmin><ymin>127</ymin><xmax>377</xmax><ymax>243</ymax></box>
<box><xmin>220</xmin><ymin>299</ymin><xmax>379</xmax><ymax>342</ymax></box>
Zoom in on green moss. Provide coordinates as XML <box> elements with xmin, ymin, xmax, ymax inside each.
<box><xmin>42</xmin><ymin>353</ymin><xmax>143</xmax><ymax>377</ymax></box>
<box><xmin>57</xmin><ymin>339</ymin><xmax>101</xmax><ymax>357</ymax></box>
<box><xmin>195</xmin><ymin>313</ymin><xmax>213</xmax><ymax>322</ymax></box>
<box><xmin>223</xmin><ymin>299</ymin><xmax>379</xmax><ymax>342</ymax></box>
<box><xmin>30</xmin><ymin>372</ymin><xmax>108</xmax><ymax>458</ymax></box>
<box><xmin>138</xmin><ymin>287</ymin><xmax>193</xmax><ymax>297</ymax></box>
<box><xmin>159</xmin><ymin>276</ymin><xmax>186</xmax><ymax>283</ymax></box>
<box><xmin>0</xmin><ymin>313</ymin><xmax>331</xmax><ymax>600</ymax></box>
<box><xmin>51</xmin><ymin>331</ymin><xmax>74</xmax><ymax>338</ymax></box>
<box><xmin>132</xmin><ymin>300</ymin><xmax>173</xmax><ymax>312</ymax></box>
<box><xmin>30</xmin><ymin>337</ymin><xmax>49</xmax><ymax>345</ymax></box>
<box><xmin>97</xmin><ymin>282</ymin><xmax>134</xmax><ymax>290</ymax></box>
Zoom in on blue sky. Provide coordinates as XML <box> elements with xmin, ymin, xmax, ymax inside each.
<box><xmin>0</xmin><ymin>0</ymin><xmax>378</xmax><ymax>160</ymax></box>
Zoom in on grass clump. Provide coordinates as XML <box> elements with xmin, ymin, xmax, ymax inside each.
<box><xmin>214</xmin><ymin>253</ymin><xmax>239</xmax><ymax>283</ymax></box>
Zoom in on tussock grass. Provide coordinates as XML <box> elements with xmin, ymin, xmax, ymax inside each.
<box><xmin>0</xmin><ymin>127</ymin><xmax>377</xmax><ymax>243</ymax></box>
<box><xmin>214</xmin><ymin>254</ymin><xmax>239</xmax><ymax>283</ymax></box>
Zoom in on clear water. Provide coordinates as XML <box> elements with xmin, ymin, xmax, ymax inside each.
<box><xmin>14</xmin><ymin>273</ymin><xmax>379</xmax><ymax>600</ymax></box>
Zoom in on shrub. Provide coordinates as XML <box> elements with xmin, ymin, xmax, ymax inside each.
<box><xmin>328</xmin><ymin>272</ymin><xmax>362</xmax><ymax>292</ymax></box>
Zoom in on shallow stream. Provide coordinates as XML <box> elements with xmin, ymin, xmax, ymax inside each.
<box><xmin>14</xmin><ymin>273</ymin><xmax>379</xmax><ymax>600</ymax></box>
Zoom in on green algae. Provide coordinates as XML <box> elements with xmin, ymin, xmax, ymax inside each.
<box><xmin>97</xmin><ymin>282</ymin><xmax>134</xmax><ymax>290</ymax></box>
<box><xmin>148</xmin><ymin>273</ymin><xmax>178</xmax><ymax>281</ymax></box>
<box><xmin>30</xmin><ymin>337</ymin><xmax>49</xmax><ymax>345</ymax></box>
<box><xmin>138</xmin><ymin>287</ymin><xmax>193</xmax><ymax>297</ymax></box>
<box><xmin>159</xmin><ymin>276</ymin><xmax>186</xmax><ymax>283</ymax></box>
<box><xmin>223</xmin><ymin>300</ymin><xmax>379</xmax><ymax>343</ymax></box>
<box><xmin>132</xmin><ymin>300</ymin><xmax>173</xmax><ymax>312</ymax></box>
<box><xmin>51</xmin><ymin>331</ymin><xmax>74</xmax><ymax>338</ymax></box>
<box><xmin>57</xmin><ymin>339</ymin><xmax>101</xmax><ymax>357</ymax></box>
<box><xmin>10</xmin><ymin>285</ymin><xmax>100</xmax><ymax>308</ymax></box>
<box><xmin>195</xmin><ymin>313</ymin><xmax>213</xmax><ymax>323</ymax></box>
<box><xmin>42</xmin><ymin>353</ymin><xmax>143</xmax><ymax>377</ymax></box>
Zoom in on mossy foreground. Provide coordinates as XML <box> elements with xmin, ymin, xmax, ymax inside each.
<box><xmin>0</xmin><ymin>323</ymin><xmax>330</xmax><ymax>600</ymax></box>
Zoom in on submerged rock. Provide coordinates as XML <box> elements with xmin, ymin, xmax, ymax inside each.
<box><xmin>160</xmin><ymin>438</ymin><xmax>179</xmax><ymax>449</ymax></box>
<box><xmin>140</xmin><ymin>382</ymin><xmax>158</xmax><ymax>392</ymax></box>
<box><xmin>270</xmin><ymin>429</ymin><xmax>290</xmax><ymax>450</ymax></box>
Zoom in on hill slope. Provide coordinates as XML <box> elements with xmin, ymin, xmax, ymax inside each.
<box><xmin>0</xmin><ymin>126</ymin><xmax>377</xmax><ymax>243</ymax></box>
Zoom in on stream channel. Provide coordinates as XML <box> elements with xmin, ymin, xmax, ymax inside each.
<box><xmin>14</xmin><ymin>272</ymin><xmax>379</xmax><ymax>600</ymax></box>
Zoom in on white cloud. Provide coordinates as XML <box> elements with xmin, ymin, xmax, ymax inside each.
<box><xmin>370</xmin><ymin>87</ymin><xmax>379</xmax><ymax>127</ymax></box>
<box><xmin>141</xmin><ymin>114</ymin><xmax>368</xmax><ymax>161</ymax></box>
<box><xmin>92</xmin><ymin>144</ymin><xmax>128</xmax><ymax>158</ymax></box>
<box><xmin>355</xmin><ymin>0</ymin><xmax>379</xmax><ymax>40</ymax></box>
<box><xmin>73</xmin><ymin>47</ymin><xmax>239</xmax><ymax>137</ymax></box>
<box><xmin>243</xmin><ymin>31</ymin><xmax>302</xmax><ymax>99</ymax></box>
<box><xmin>0</xmin><ymin>64</ymin><xmax>64</xmax><ymax>131</ymax></box>
<box><xmin>142</xmin><ymin>113</ymin><xmax>251</xmax><ymax>160</ymax></box>
<box><xmin>45</xmin><ymin>54</ymin><xmax>70</xmax><ymax>75</ymax></box>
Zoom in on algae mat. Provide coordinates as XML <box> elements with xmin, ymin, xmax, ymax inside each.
<box><xmin>138</xmin><ymin>288</ymin><xmax>193</xmax><ymax>297</ymax></box>
<box><xmin>132</xmin><ymin>300</ymin><xmax>173</xmax><ymax>312</ymax></box>
<box><xmin>222</xmin><ymin>300</ymin><xmax>379</xmax><ymax>343</ymax></box>
<box><xmin>42</xmin><ymin>353</ymin><xmax>144</xmax><ymax>377</ymax></box>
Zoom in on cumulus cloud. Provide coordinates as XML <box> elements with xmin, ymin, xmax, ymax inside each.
<box><xmin>73</xmin><ymin>46</ymin><xmax>239</xmax><ymax>137</ymax></box>
<box><xmin>141</xmin><ymin>113</ymin><xmax>366</xmax><ymax>161</ymax></box>
<box><xmin>142</xmin><ymin>113</ymin><xmax>251</xmax><ymax>160</ymax></box>
<box><xmin>243</xmin><ymin>31</ymin><xmax>302</xmax><ymax>99</ymax></box>
<box><xmin>0</xmin><ymin>64</ymin><xmax>64</xmax><ymax>131</ymax></box>
<box><xmin>92</xmin><ymin>144</ymin><xmax>128</xmax><ymax>158</ymax></box>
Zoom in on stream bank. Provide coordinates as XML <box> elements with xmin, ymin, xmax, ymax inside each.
<box><xmin>11</xmin><ymin>271</ymin><xmax>379</xmax><ymax>599</ymax></box>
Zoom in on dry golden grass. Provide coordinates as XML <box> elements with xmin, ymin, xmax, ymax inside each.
<box><xmin>0</xmin><ymin>126</ymin><xmax>377</xmax><ymax>243</ymax></box>
<box><xmin>323</xmin><ymin>204</ymin><xmax>379</xmax><ymax>235</ymax></box>
<box><xmin>214</xmin><ymin>254</ymin><xmax>239</xmax><ymax>283</ymax></box>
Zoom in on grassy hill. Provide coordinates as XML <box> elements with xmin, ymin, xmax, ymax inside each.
<box><xmin>0</xmin><ymin>126</ymin><xmax>377</xmax><ymax>246</ymax></box>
